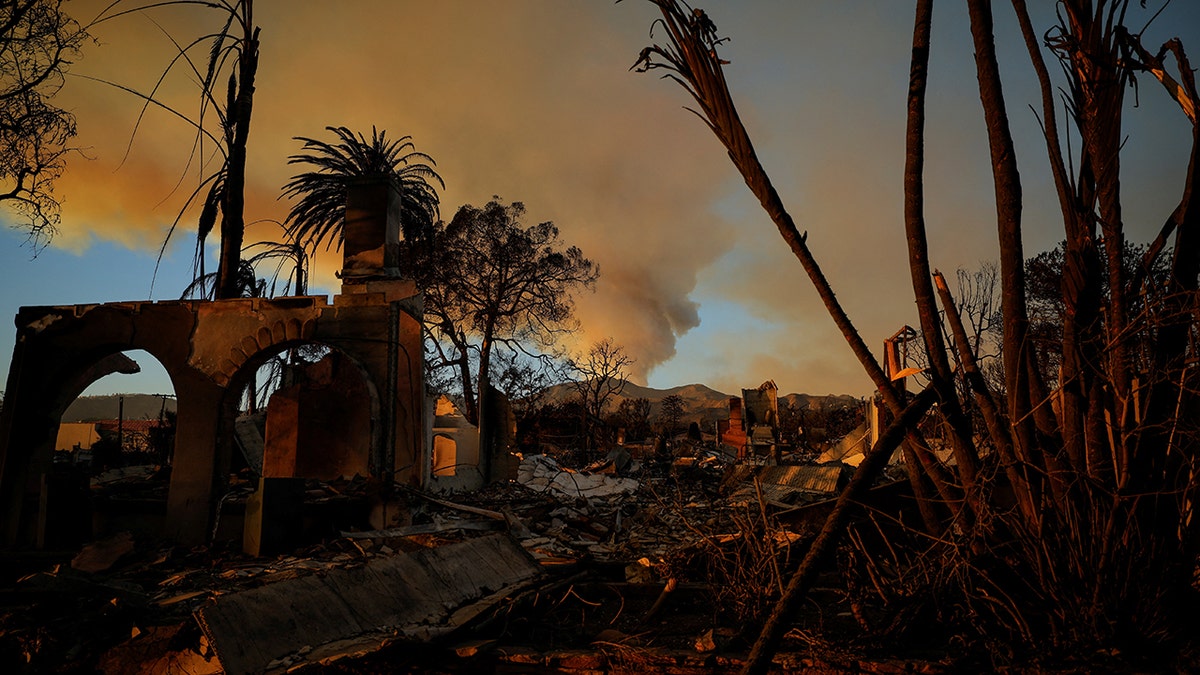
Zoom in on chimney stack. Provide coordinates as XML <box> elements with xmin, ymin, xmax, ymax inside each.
<box><xmin>340</xmin><ymin>177</ymin><xmax>401</xmax><ymax>287</ymax></box>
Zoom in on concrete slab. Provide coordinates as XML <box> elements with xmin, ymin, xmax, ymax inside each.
<box><xmin>195</xmin><ymin>533</ymin><xmax>542</xmax><ymax>674</ymax></box>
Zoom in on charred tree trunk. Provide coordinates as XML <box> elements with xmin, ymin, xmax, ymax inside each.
<box><xmin>905</xmin><ymin>0</ymin><xmax>983</xmax><ymax>514</ymax></box>
<box><xmin>473</xmin><ymin>317</ymin><xmax>498</xmax><ymax>429</ymax></box>
<box><xmin>216</xmin><ymin>18</ymin><xmax>258</xmax><ymax>300</ymax></box>
<box><xmin>935</xmin><ymin>270</ymin><xmax>1038</xmax><ymax>522</ymax></box>
<box><xmin>450</xmin><ymin>325</ymin><xmax>478</xmax><ymax>425</ymax></box>
<box><xmin>1011</xmin><ymin>0</ymin><xmax>1073</xmax><ymax>483</ymax></box>
<box><xmin>740</xmin><ymin>388</ymin><xmax>937</xmax><ymax>675</ymax></box>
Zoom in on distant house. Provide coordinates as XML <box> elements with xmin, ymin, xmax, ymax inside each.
<box><xmin>424</xmin><ymin>391</ymin><xmax>518</xmax><ymax>493</ymax></box>
<box><xmin>95</xmin><ymin>419</ymin><xmax>171</xmax><ymax>454</ymax></box>
<box><xmin>56</xmin><ymin>423</ymin><xmax>101</xmax><ymax>452</ymax></box>
<box><xmin>718</xmin><ymin>380</ymin><xmax>782</xmax><ymax>459</ymax></box>
<box><xmin>54</xmin><ymin>419</ymin><xmax>171</xmax><ymax>454</ymax></box>
<box><xmin>429</xmin><ymin>395</ymin><xmax>482</xmax><ymax>490</ymax></box>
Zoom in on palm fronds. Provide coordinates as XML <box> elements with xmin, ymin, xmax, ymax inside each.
<box><xmin>281</xmin><ymin>125</ymin><xmax>443</xmax><ymax>254</ymax></box>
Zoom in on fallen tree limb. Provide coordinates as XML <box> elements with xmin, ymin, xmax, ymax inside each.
<box><xmin>740</xmin><ymin>386</ymin><xmax>937</xmax><ymax>675</ymax></box>
<box><xmin>408</xmin><ymin>490</ymin><xmax>507</xmax><ymax>521</ymax></box>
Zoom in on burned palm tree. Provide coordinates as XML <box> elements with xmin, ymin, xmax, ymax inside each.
<box><xmin>630</xmin><ymin>0</ymin><xmax>1200</xmax><ymax>671</ymax></box>
<box><xmin>91</xmin><ymin>0</ymin><xmax>259</xmax><ymax>300</ymax></box>
<box><xmin>281</xmin><ymin>125</ymin><xmax>443</xmax><ymax>256</ymax></box>
<box><xmin>179</xmin><ymin>258</ymin><xmax>261</xmax><ymax>301</ymax></box>
<box><xmin>240</xmin><ymin>238</ymin><xmax>307</xmax><ymax>297</ymax></box>
<box><xmin>178</xmin><ymin>218</ymin><xmax>307</xmax><ymax>301</ymax></box>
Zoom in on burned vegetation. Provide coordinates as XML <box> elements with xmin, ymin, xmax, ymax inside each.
<box><xmin>1</xmin><ymin>0</ymin><xmax>1200</xmax><ymax>673</ymax></box>
<box><xmin>629</xmin><ymin>0</ymin><xmax>1200</xmax><ymax>672</ymax></box>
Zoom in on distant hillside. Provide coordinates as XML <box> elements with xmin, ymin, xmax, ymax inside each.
<box><xmin>543</xmin><ymin>380</ymin><xmax>860</xmax><ymax>423</ymax></box>
<box><xmin>779</xmin><ymin>392</ymin><xmax>862</xmax><ymax>412</ymax></box>
<box><xmin>62</xmin><ymin>394</ymin><xmax>176</xmax><ymax>423</ymax></box>
<box><xmin>57</xmin><ymin>387</ymin><xmax>859</xmax><ymax>426</ymax></box>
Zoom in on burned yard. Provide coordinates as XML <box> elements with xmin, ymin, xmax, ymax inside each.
<box><xmin>0</xmin><ymin>176</ymin><xmax>915</xmax><ymax>673</ymax></box>
<box><xmin>3</xmin><ymin>0</ymin><xmax>1200</xmax><ymax>673</ymax></box>
<box><xmin>0</xmin><ymin>428</ymin><xmax>936</xmax><ymax>674</ymax></box>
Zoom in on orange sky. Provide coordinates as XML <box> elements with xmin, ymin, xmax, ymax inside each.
<box><xmin>11</xmin><ymin>0</ymin><xmax>1198</xmax><ymax>397</ymax></box>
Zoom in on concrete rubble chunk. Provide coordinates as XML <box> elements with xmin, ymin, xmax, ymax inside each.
<box><xmin>232</xmin><ymin>414</ymin><xmax>264</xmax><ymax>475</ymax></box>
<box><xmin>71</xmin><ymin>531</ymin><xmax>136</xmax><ymax>574</ymax></box>
<box><xmin>194</xmin><ymin>533</ymin><xmax>542</xmax><ymax>675</ymax></box>
<box><xmin>517</xmin><ymin>454</ymin><xmax>638</xmax><ymax>498</ymax></box>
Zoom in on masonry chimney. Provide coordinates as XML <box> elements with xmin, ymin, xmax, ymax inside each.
<box><xmin>340</xmin><ymin>177</ymin><xmax>401</xmax><ymax>286</ymax></box>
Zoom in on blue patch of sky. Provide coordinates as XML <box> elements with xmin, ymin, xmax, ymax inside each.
<box><xmin>645</xmin><ymin>298</ymin><xmax>756</xmax><ymax>392</ymax></box>
<box><xmin>0</xmin><ymin>224</ymin><xmax>340</xmax><ymax>398</ymax></box>
<box><xmin>0</xmin><ymin>228</ymin><xmax>190</xmax><ymax>396</ymax></box>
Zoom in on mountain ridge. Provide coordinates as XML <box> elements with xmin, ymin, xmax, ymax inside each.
<box><xmin>61</xmin><ymin>394</ymin><xmax>177</xmax><ymax>423</ymax></box>
<box><xmin>59</xmin><ymin>382</ymin><xmax>861</xmax><ymax>426</ymax></box>
<box><xmin>543</xmin><ymin>380</ymin><xmax>860</xmax><ymax>421</ymax></box>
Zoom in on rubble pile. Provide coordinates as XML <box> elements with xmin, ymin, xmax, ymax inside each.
<box><xmin>0</xmin><ymin>142</ymin><xmax>949</xmax><ymax>672</ymax></box>
<box><xmin>0</xmin><ymin>445</ymin><xmax>915</xmax><ymax>673</ymax></box>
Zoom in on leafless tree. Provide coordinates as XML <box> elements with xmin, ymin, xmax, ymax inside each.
<box><xmin>569</xmin><ymin>338</ymin><xmax>633</xmax><ymax>448</ymax></box>
<box><xmin>0</xmin><ymin>0</ymin><xmax>88</xmax><ymax>250</ymax></box>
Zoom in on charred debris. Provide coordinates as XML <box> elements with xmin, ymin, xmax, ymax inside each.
<box><xmin>0</xmin><ymin>181</ymin><xmax>944</xmax><ymax>673</ymax></box>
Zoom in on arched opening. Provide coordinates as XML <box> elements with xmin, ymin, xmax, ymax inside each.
<box><xmin>220</xmin><ymin>341</ymin><xmax>381</xmax><ymax>481</ymax></box>
<box><xmin>45</xmin><ymin>349</ymin><xmax>179</xmax><ymax>545</ymax></box>
<box><xmin>211</xmin><ymin>340</ymin><xmax>382</xmax><ymax>551</ymax></box>
<box><xmin>69</xmin><ymin>350</ymin><xmax>177</xmax><ymax>464</ymax></box>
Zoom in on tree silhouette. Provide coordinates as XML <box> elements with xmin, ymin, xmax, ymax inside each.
<box><xmin>656</xmin><ymin>393</ymin><xmax>683</xmax><ymax>437</ymax></box>
<box><xmin>0</xmin><ymin>0</ymin><xmax>89</xmax><ymax>250</ymax></box>
<box><xmin>616</xmin><ymin>396</ymin><xmax>652</xmax><ymax>442</ymax></box>
<box><xmin>570</xmin><ymin>338</ymin><xmax>632</xmax><ymax>448</ymax></box>
<box><xmin>281</xmin><ymin>125</ymin><xmax>443</xmax><ymax>256</ymax></box>
<box><xmin>495</xmin><ymin>351</ymin><xmax>564</xmax><ymax>450</ymax></box>
<box><xmin>407</xmin><ymin>198</ymin><xmax>598</xmax><ymax>424</ymax></box>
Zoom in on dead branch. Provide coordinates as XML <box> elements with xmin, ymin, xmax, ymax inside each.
<box><xmin>741</xmin><ymin>387</ymin><xmax>936</xmax><ymax>675</ymax></box>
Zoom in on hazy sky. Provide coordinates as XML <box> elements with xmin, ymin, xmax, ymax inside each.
<box><xmin>1</xmin><ymin>1</ymin><xmax>1197</xmax><ymax>399</ymax></box>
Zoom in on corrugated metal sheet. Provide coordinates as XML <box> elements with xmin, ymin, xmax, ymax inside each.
<box><xmin>725</xmin><ymin>464</ymin><xmax>844</xmax><ymax>506</ymax></box>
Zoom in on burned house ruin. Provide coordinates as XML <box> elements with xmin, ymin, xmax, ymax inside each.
<box><xmin>0</xmin><ymin>179</ymin><xmax>439</xmax><ymax>548</ymax></box>
<box><xmin>718</xmin><ymin>379</ymin><xmax>782</xmax><ymax>460</ymax></box>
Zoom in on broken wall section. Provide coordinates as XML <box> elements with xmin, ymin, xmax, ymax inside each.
<box><xmin>0</xmin><ymin>180</ymin><xmax>429</xmax><ymax>548</ymax></box>
<box><xmin>261</xmin><ymin>351</ymin><xmax>372</xmax><ymax>481</ymax></box>
<box><xmin>423</xmin><ymin>386</ymin><xmax>518</xmax><ymax>493</ymax></box>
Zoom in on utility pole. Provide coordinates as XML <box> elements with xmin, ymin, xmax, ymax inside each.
<box><xmin>117</xmin><ymin>395</ymin><xmax>124</xmax><ymax>455</ymax></box>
